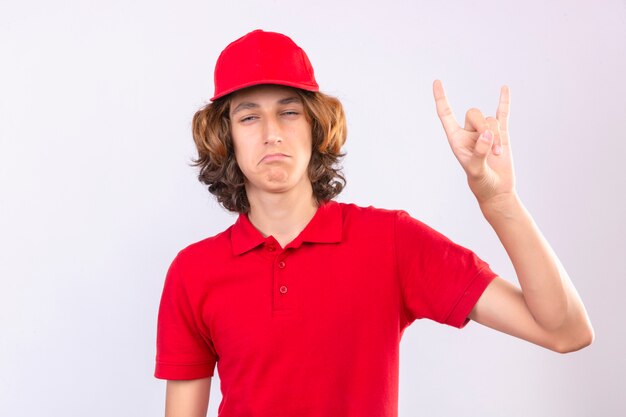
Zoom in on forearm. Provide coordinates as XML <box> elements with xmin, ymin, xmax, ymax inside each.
<box><xmin>479</xmin><ymin>192</ymin><xmax>590</xmax><ymax>332</ymax></box>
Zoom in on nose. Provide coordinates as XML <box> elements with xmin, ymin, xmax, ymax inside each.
<box><xmin>263</xmin><ymin>115</ymin><xmax>283</xmax><ymax>145</ymax></box>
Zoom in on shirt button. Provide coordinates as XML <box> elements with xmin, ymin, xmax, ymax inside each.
<box><xmin>278</xmin><ymin>261</ymin><xmax>286</xmax><ymax>269</ymax></box>
<box><xmin>267</xmin><ymin>245</ymin><xmax>276</xmax><ymax>252</ymax></box>
<box><xmin>279</xmin><ymin>285</ymin><xmax>288</xmax><ymax>294</ymax></box>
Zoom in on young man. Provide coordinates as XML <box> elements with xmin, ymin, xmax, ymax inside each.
<box><xmin>155</xmin><ymin>29</ymin><xmax>594</xmax><ymax>417</ymax></box>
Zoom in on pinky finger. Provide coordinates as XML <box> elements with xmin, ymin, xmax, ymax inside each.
<box><xmin>496</xmin><ymin>85</ymin><xmax>511</xmax><ymax>132</ymax></box>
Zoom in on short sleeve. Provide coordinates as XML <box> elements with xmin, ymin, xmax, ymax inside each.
<box><xmin>155</xmin><ymin>255</ymin><xmax>218</xmax><ymax>379</ymax></box>
<box><xmin>394</xmin><ymin>210</ymin><xmax>498</xmax><ymax>329</ymax></box>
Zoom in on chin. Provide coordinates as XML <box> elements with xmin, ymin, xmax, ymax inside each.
<box><xmin>245</xmin><ymin>179</ymin><xmax>294</xmax><ymax>194</ymax></box>
<box><xmin>263</xmin><ymin>182</ymin><xmax>297</xmax><ymax>194</ymax></box>
<box><xmin>246</xmin><ymin>170</ymin><xmax>309</xmax><ymax>194</ymax></box>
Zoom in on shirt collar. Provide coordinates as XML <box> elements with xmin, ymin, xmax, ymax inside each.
<box><xmin>230</xmin><ymin>199</ymin><xmax>343</xmax><ymax>256</ymax></box>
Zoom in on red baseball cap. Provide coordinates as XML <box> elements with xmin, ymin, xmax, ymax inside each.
<box><xmin>210</xmin><ymin>29</ymin><xmax>319</xmax><ymax>101</ymax></box>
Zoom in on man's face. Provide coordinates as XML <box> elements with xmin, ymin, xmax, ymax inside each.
<box><xmin>229</xmin><ymin>84</ymin><xmax>313</xmax><ymax>197</ymax></box>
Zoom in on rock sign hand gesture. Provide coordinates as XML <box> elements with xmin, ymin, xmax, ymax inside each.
<box><xmin>433</xmin><ymin>80</ymin><xmax>515</xmax><ymax>206</ymax></box>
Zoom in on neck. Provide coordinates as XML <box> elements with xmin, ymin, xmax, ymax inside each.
<box><xmin>245</xmin><ymin>181</ymin><xmax>319</xmax><ymax>248</ymax></box>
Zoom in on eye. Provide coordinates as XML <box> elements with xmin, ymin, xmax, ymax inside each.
<box><xmin>281</xmin><ymin>110</ymin><xmax>299</xmax><ymax>117</ymax></box>
<box><xmin>240</xmin><ymin>115</ymin><xmax>257</xmax><ymax>123</ymax></box>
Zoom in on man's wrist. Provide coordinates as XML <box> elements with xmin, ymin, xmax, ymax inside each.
<box><xmin>478</xmin><ymin>192</ymin><xmax>524</xmax><ymax>223</ymax></box>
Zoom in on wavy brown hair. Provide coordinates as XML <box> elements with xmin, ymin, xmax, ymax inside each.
<box><xmin>190</xmin><ymin>86</ymin><xmax>347</xmax><ymax>214</ymax></box>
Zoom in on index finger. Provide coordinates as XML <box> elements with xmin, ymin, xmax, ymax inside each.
<box><xmin>433</xmin><ymin>79</ymin><xmax>461</xmax><ymax>138</ymax></box>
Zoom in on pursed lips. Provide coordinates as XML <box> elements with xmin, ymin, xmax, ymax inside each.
<box><xmin>259</xmin><ymin>153</ymin><xmax>289</xmax><ymax>164</ymax></box>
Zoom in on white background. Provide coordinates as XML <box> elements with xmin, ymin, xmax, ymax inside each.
<box><xmin>1</xmin><ymin>0</ymin><xmax>625</xmax><ymax>416</ymax></box>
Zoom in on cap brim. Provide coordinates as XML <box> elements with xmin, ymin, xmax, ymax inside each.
<box><xmin>210</xmin><ymin>79</ymin><xmax>319</xmax><ymax>101</ymax></box>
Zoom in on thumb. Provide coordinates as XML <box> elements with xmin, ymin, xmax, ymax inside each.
<box><xmin>467</xmin><ymin>129</ymin><xmax>493</xmax><ymax>178</ymax></box>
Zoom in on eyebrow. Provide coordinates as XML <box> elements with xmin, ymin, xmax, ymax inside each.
<box><xmin>231</xmin><ymin>96</ymin><xmax>302</xmax><ymax>116</ymax></box>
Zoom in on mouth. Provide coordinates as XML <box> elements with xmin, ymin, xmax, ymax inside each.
<box><xmin>259</xmin><ymin>153</ymin><xmax>289</xmax><ymax>164</ymax></box>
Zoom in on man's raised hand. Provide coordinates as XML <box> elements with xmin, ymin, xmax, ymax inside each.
<box><xmin>432</xmin><ymin>79</ymin><xmax>516</xmax><ymax>206</ymax></box>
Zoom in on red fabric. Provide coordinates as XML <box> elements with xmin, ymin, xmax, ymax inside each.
<box><xmin>211</xmin><ymin>29</ymin><xmax>319</xmax><ymax>101</ymax></box>
<box><xmin>155</xmin><ymin>200</ymin><xmax>497</xmax><ymax>416</ymax></box>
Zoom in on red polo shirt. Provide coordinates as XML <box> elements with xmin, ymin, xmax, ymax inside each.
<box><xmin>155</xmin><ymin>200</ymin><xmax>497</xmax><ymax>416</ymax></box>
